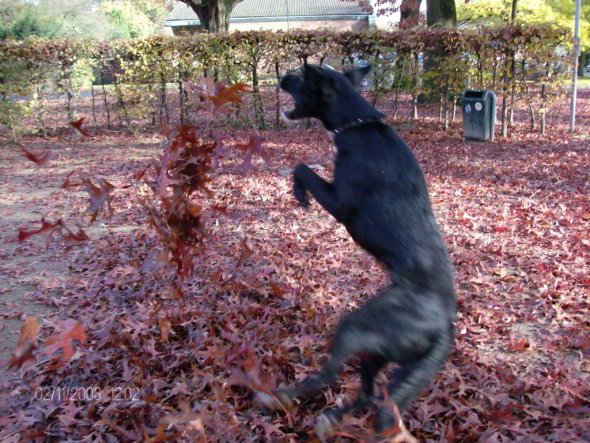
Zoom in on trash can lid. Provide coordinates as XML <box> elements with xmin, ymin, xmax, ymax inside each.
<box><xmin>463</xmin><ymin>90</ymin><xmax>486</xmax><ymax>98</ymax></box>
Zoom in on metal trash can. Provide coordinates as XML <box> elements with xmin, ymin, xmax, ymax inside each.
<box><xmin>462</xmin><ymin>90</ymin><xmax>497</xmax><ymax>141</ymax></box>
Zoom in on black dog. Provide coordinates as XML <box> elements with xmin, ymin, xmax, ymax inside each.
<box><xmin>261</xmin><ymin>65</ymin><xmax>456</xmax><ymax>439</ymax></box>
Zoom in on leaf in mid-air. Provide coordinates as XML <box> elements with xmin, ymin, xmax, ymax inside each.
<box><xmin>60</xmin><ymin>170</ymin><xmax>80</xmax><ymax>189</ymax></box>
<box><xmin>71</xmin><ymin>117</ymin><xmax>91</xmax><ymax>137</ymax></box>
<box><xmin>6</xmin><ymin>317</ymin><xmax>39</xmax><ymax>370</ymax></box>
<box><xmin>82</xmin><ymin>178</ymin><xmax>116</xmax><ymax>224</ymax></box>
<box><xmin>43</xmin><ymin>319</ymin><xmax>87</xmax><ymax>362</ymax></box>
<box><xmin>63</xmin><ymin>226</ymin><xmax>90</xmax><ymax>242</ymax></box>
<box><xmin>209</xmin><ymin>82</ymin><xmax>250</xmax><ymax>110</ymax></box>
<box><xmin>20</xmin><ymin>145</ymin><xmax>55</xmax><ymax>167</ymax></box>
<box><xmin>18</xmin><ymin>218</ymin><xmax>65</xmax><ymax>251</ymax></box>
<box><xmin>235</xmin><ymin>132</ymin><xmax>270</xmax><ymax>174</ymax></box>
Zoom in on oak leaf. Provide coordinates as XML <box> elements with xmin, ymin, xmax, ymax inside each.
<box><xmin>82</xmin><ymin>178</ymin><xmax>115</xmax><ymax>224</ymax></box>
<box><xmin>71</xmin><ymin>117</ymin><xmax>91</xmax><ymax>137</ymax></box>
<box><xmin>20</xmin><ymin>145</ymin><xmax>55</xmax><ymax>167</ymax></box>
<box><xmin>235</xmin><ymin>132</ymin><xmax>270</xmax><ymax>174</ymax></box>
<box><xmin>6</xmin><ymin>316</ymin><xmax>39</xmax><ymax>370</ymax></box>
<box><xmin>43</xmin><ymin>319</ymin><xmax>87</xmax><ymax>362</ymax></box>
<box><xmin>18</xmin><ymin>218</ymin><xmax>65</xmax><ymax>251</ymax></box>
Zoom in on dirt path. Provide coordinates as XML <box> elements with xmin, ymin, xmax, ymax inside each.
<box><xmin>0</xmin><ymin>132</ymin><xmax>158</xmax><ymax>384</ymax></box>
<box><xmin>0</xmin><ymin>160</ymin><xmax>64</xmax><ymax>383</ymax></box>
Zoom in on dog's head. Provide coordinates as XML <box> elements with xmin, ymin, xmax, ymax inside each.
<box><xmin>280</xmin><ymin>64</ymin><xmax>382</xmax><ymax>131</ymax></box>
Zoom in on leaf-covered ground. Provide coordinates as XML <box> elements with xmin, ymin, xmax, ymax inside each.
<box><xmin>0</xmin><ymin>90</ymin><xmax>589</xmax><ymax>442</ymax></box>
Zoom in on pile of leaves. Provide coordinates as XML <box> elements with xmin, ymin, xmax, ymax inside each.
<box><xmin>0</xmin><ymin>88</ymin><xmax>588</xmax><ymax>441</ymax></box>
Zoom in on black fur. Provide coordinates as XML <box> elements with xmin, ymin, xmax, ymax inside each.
<box><xmin>275</xmin><ymin>65</ymin><xmax>456</xmax><ymax>436</ymax></box>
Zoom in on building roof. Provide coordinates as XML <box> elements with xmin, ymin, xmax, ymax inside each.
<box><xmin>233</xmin><ymin>0</ymin><xmax>368</xmax><ymax>18</ymax></box>
<box><xmin>165</xmin><ymin>0</ymin><xmax>371</xmax><ymax>26</ymax></box>
<box><xmin>166</xmin><ymin>3</ymin><xmax>200</xmax><ymax>22</ymax></box>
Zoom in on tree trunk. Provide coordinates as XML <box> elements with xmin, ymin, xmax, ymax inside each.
<box><xmin>66</xmin><ymin>90</ymin><xmax>74</xmax><ymax>123</ymax></box>
<box><xmin>442</xmin><ymin>80</ymin><xmax>449</xmax><ymax>131</ymax></box>
<box><xmin>91</xmin><ymin>84</ymin><xmax>97</xmax><ymax>129</ymax></box>
<box><xmin>33</xmin><ymin>85</ymin><xmax>47</xmax><ymax>138</ymax></box>
<box><xmin>179</xmin><ymin>79</ymin><xmax>185</xmax><ymax>125</ymax></box>
<box><xmin>399</xmin><ymin>0</ymin><xmax>422</xmax><ymax>28</ymax></box>
<box><xmin>420</xmin><ymin>0</ymin><xmax>456</xmax><ymax>104</ymax></box>
<box><xmin>64</xmin><ymin>71</ymin><xmax>75</xmax><ymax>123</ymax></box>
<box><xmin>511</xmin><ymin>0</ymin><xmax>518</xmax><ymax>22</ymax></box>
<box><xmin>274</xmin><ymin>61</ymin><xmax>281</xmax><ymax>129</ymax></box>
<box><xmin>520</xmin><ymin>61</ymin><xmax>535</xmax><ymax>131</ymax></box>
<box><xmin>509</xmin><ymin>77</ymin><xmax>516</xmax><ymax>126</ymax></box>
<box><xmin>251</xmin><ymin>63</ymin><xmax>265</xmax><ymax>129</ymax></box>
<box><xmin>181</xmin><ymin>0</ymin><xmax>238</xmax><ymax>32</ymax></box>
<box><xmin>540</xmin><ymin>83</ymin><xmax>546</xmax><ymax>135</ymax></box>
<box><xmin>426</xmin><ymin>0</ymin><xmax>456</xmax><ymax>28</ymax></box>
<box><xmin>208</xmin><ymin>0</ymin><xmax>229</xmax><ymax>32</ymax></box>
<box><xmin>392</xmin><ymin>58</ymin><xmax>407</xmax><ymax>119</ymax></box>
<box><xmin>501</xmin><ymin>80</ymin><xmax>509</xmax><ymax>138</ymax></box>
<box><xmin>113</xmin><ymin>75</ymin><xmax>130</xmax><ymax>127</ymax></box>
<box><xmin>577</xmin><ymin>51</ymin><xmax>586</xmax><ymax>76</ymax></box>
<box><xmin>100</xmin><ymin>74</ymin><xmax>111</xmax><ymax>129</ymax></box>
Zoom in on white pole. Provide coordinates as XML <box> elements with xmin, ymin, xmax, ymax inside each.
<box><xmin>570</xmin><ymin>0</ymin><xmax>582</xmax><ymax>133</ymax></box>
<box><xmin>285</xmin><ymin>0</ymin><xmax>290</xmax><ymax>31</ymax></box>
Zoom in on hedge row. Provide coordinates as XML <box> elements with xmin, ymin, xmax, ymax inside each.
<box><xmin>0</xmin><ymin>24</ymin><xmax>571</xmax><ymax>137</ymax></box>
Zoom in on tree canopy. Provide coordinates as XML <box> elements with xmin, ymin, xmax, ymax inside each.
<box><xmin>458</xmin><ymin>0</ymin><xmax>589</xmax><ymax>51</ymax></box>
<box><xmin>0</xmin><ymin>0</ymin><xmax>170</xmax><ymax>41</ymax></box>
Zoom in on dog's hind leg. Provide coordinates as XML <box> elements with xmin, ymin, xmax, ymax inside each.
<box><xmin>278</xmin><ymin>315</ymin><xmax>388</xmax><ymax>405</ymax></box>
<box><xmin>374</xmin><ymin>325</ymin><xmax>454</xmax><ymax>434</ymax></box>
<box><xmin>318</xmin><ymin>355</ymin><xmax>387</xmax><ymax>430</ymax></box>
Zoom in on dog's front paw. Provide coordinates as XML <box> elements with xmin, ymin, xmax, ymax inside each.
<box><xmin>294</xmin><ymin>183</ymin><xmax>310</xmax><ymax>208</ymax></box>
<box><xmin>293</xmin><ymin>164</ymin><xmax>311</xmax><ymax>208</ymax></box>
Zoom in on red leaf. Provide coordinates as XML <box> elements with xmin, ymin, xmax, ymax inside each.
<box><xmin>18</xmin><ymin>217</ymin><xmax>65</xmax><ymax>251</ymax></box>
<box><xmin>235</xmin><ymin>132</ymin><xmax>270</xmax><ymax>174</ymax></box>
<box><xmin>60</xmin><ymin>170</ymin><xmax>80</xmax><ymax>189</ymax></box>
<box><xmin>236</xmin><ymin>238</ymin><xmax>254</xmax><ymax>269</ymax></box>
<box><xmin>209</xmin><ymin>82</ymin><xmax>250</xmax><ymax>110</ymax></box>
<box><xmin>507</xmin><ymin>338</ymin><xmax>530</xmax><ymax>352</ymax></box>
<box><xmin>6</xmin><ymin>344</ymin><xmax>36</xmax><ymax>370</ymax></box>
<box><xmin>63</xmin><ymin>226</ymin><xmax>90</xmax><ymax>242</ymax></box>
<box><xmin>6</xmin><ymin>317</ymin><xmax>39</xmax><ymax>370</ymax></box>
<box><xmin>82</xmin><ymin>178</ymin><xmax>115</xmax><ymax>224</ymax></box>
<box><xmin>43</xmin><ymin>319</ymin><xmax>87</xmax><ymax>362</ymax></box>
<box><xmin>71</xmin><ymin>117</ymin><xmax>91</xmax><ymax>137</ymax></box>
<box><xmin>134</xmin><ymin>167</ymin><xmax>149</xmax><ymax>182</ymax></box>
<box><xmin>378</xmin><ymin>387</ymin><xmax>419</xmax><ymax>442</ymax></box>
<box><xmin>20</xmin><ymin>145</ymin><xmax>54</xmax><ymax>167</ymax></box>
<box><xmin>159</xmin><ymin>317</ymin><xmax>172</xmax><ymax>344</ymax></box>
<box><xmin>211</xmin><ymin>204</ymin><xmax>228</xmax><ymax>214</ymax></box>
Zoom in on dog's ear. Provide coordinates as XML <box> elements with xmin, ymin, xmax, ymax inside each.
<box><xmin>303</xmin><ymin>65</ymin><xmax>336</xmax><ymax>94</ymax></box>
<box><xmin>344</xmin><ymin>65</ymin><xmax>371</xmax><ymax>89</ymax></box>
<box><xmin>303</xmin><ymin>65</ymin><xmax>326</xmax><ymax>83</ymax></box>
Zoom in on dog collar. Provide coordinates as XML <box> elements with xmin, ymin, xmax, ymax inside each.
<box><xmin>332</xmin><ymin>117</ymin><xmax>383</xmax><ymax>135</ymax></box>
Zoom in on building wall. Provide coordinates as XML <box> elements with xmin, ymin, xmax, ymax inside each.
<box><xmin>171</xmin><ymin>25</ymin><xmax>203</xmax><ymax>36</ymax></box>
<box><xmin>229</xmin><ymin>19</ymin><xmax>369</xmax><ymax>32</ymax></box>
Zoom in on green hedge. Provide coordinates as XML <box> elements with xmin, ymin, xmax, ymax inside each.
<box><xmin>0</xmin><ymin>25</ymin><xmax>571</xmax><ymax>137</ymax></box>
